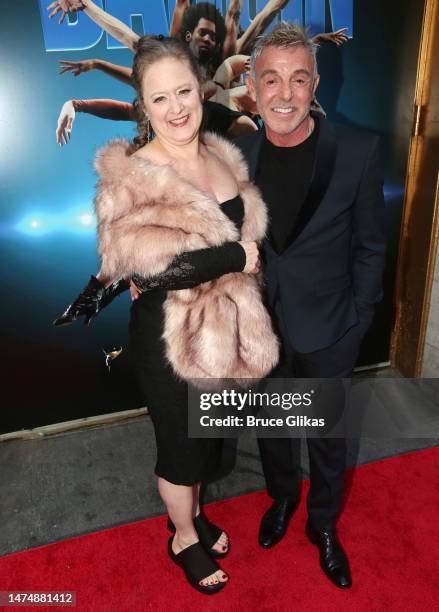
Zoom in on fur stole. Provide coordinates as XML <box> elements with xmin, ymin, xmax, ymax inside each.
<box><xmin>94</xmin><ymin>132</ymin><xmax>279</xmax><ymax>385</ymax></box>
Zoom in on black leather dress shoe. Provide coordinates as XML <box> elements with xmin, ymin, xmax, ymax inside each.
<box><xmin>258</xmin><ymin>498</ymin><xmax>297</xmax><ymax>548</ymax></box>
<box><xmin>306</xmin><ymin>524</ymin><xmax>352</xmax><ymax>588</ymax></box>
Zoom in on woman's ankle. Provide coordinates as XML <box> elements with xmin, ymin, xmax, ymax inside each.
<box><xmin>173</xmin><ymin>528</ymin><xmax>198</xmax><ymax>551</ymax></box>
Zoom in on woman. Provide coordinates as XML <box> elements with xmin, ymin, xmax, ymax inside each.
<box><xmin>56</xmin><ymin>35</ymin><xmax>278</xmax><ymax>594</ymax></box>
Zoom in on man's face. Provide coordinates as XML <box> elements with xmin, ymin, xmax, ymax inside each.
<box><xmin>186</xmin><ymin>18</ymin><xmax>217</xmax><ymax>61</ymax></box>
<box><xmin>247</xmin><ymin>45</ymin><xmax>319</xmax><ymax>145</ymax></box>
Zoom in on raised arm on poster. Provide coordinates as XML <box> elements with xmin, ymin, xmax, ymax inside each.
<box><xmin>213</xmin><ymin>54</ymin><xmax>249</xmax><ymax>89</ymax></box>
<box><xmin>47</xmin><ymin>0</ymin><xmax>140</xmax><ymax>50</ymax></box>
<box><xmin>47</xmin><ymin>0</ymin><xmax>194</xmax><ymax>50</ymax></box>
<box><xmin>223</xmin><ymin>0</ymin><xmax>242</xmax><ymax>59</ymax></box>
<box><xmin>56</xmin><ymin>99</ymin><xmax>135</xmax><ymax>146</ymax></box>
<box><xmin>235</xmin><ymin>1</ymin><xmax>349</xmax><ymax>55</ymax></box>
<box><xmin>235</xmin><ymin>0</ymin><xmax>289</xmax><ymax>55</ymax></box>
<box><xmin>226</xmin><ymin>25</ymin><xmax>350</xmax><ymax>82</ymax></box>
<box><xmin>58</xmin><ymin>59</ymin><xmax>133</xmax><ymax>85</ymax></box>
<box><xmin>210</xmin><ymin>54</ymin><xmax>256</xmax><ymax>114</ymax></box>
<box><xmin>169</xmin><ymin>0</ymin><xmax>190</xmax><ymax>37</ymax></box>
<box><xmin>313</xmin><ymin>27</ymin><xmax>350</xmax><ymax>46</ymax></box>
<box><xmin>56</xmin><ymin>100</ymin><xmax>75</xmax><ymax>146</ymax></box>
<box><xmin>211</xmin><ymin>84</ymin><xmax>256</xmax><ymax>114</ymax></box>
<box><xmin>57</xmin><ymin>57</ymin><xmax>213</xmax><ymax>96</ymax></box>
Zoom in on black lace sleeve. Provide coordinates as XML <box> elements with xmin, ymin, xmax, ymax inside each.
<box><xmin>131</xmin><ymin>242</ymin><xmax>246</xmax><ymax>292</ymax></box>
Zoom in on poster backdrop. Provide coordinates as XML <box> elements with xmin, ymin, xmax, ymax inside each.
<box><xmin>0</xmin><ymin>1</ymin><xmax>424</xmax><ymax>432</ymax></box>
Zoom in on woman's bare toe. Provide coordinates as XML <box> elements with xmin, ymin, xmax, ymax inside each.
<box><xmin>200</xmin><ymin>570</ymin><xmax>228</xmax><ymax>587</ymax></box>
<box><xmin>212</xmin><ymin>531</ymin><xmax>229</xmax><ymax>553</ymax></box>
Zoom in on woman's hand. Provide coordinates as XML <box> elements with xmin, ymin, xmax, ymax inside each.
<box><xmin>56</xmin><ymin>100</ymin><xmax>76</xmax><ymax>146</ymax></box>
<box><xmin>239</xmin><ymin>241</ymin><xmax>261</xmax><ymax>274</ymax></box>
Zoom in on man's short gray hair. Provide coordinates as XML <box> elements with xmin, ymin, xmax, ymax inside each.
<box><xmin>250</xmin><ymin>22</ymin><xmax>319</xmax><ymax>79</ymax></box>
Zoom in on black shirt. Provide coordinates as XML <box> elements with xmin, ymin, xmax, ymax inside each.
<box><xmin>256</xmin><ymin>122</ymin><xmax>319</xmax><ymax>253</ymax></box>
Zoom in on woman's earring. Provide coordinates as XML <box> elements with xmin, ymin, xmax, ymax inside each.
<box><xmin>145</xmin><ymin>115</ymin><xmax>152</xmax><ymax>144</ymax></box>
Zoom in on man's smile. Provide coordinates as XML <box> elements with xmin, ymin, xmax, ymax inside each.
<box><xmin>272</xmin><ymin>107</ymin><xmax>296</xmax><ymax>114</ymax></box>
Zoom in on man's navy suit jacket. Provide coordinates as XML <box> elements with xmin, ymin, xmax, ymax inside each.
<box><xmin>234</xmin><ymin>114</ymin><xmax>386</xmax><ymax>353</ymax></box>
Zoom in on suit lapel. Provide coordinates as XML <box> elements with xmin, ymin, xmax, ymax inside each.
<box><xmin>283</xmin><ymin>114</ymin><xmax>337</xmax><ymax>249</ymax></box>
<box><xmin>244</xmin><ymin>129</ymin><xmax>264</xmax><ymax>181</ymax></box>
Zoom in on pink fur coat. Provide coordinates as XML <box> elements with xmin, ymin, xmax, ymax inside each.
<box><xmin>94</xmin><ymin>132</ymin><xmax>279</xmax><ymax>385</ymax></box>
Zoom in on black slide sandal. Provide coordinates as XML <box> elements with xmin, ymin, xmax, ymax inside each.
<box><xmin>167</xmin><ymin>513</ymin><xmax>230</xmax><ymax>558</ymax></box>
<box><xmin>167</xmin><ymin>537</ymin><xmax>227</xmax><ymax>595</ymax></box>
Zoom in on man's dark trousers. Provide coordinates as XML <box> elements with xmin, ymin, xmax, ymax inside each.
<box><xmin>258</xmin><ymin>301</ymin><xmax>368</xmax><ymax>531</ymax></box>
<box><xmin>235</xmin><ymin>112</ymin><xmax>386</xmax><ymax>531</ymax></box>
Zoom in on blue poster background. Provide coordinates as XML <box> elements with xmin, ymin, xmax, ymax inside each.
<box><xmin>0</xmin><ymin>1</ymin><xmax>424</xmax><ymax>431</ymax></box>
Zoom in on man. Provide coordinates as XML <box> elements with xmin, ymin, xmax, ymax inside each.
<box><xmin>235</xmin><ymin>22</ymin><xmax>386</xmax><ymax>588</ymax></box>
<box><xmin>180</xmin><ymin>2</ymin><xmax>226</xmax><ymax>78</ymax></box>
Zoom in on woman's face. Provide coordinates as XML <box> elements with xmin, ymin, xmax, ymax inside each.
<box><xmin>141</xmin><ymin>57</ymin><xmax>203</xmax><ymax>147</ymax></box>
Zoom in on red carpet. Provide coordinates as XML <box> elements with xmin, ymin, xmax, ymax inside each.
<box><xmin>1</xmin><ymin>447</ymin><xmax>438</xmax><ymax>612</ymax></box>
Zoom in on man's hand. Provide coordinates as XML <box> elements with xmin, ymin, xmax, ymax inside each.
<box><xmin>129</xmin><ymin>280</ymin><xmax>141</xmax><ymax>301</ymax></box>
<box><xmin>56</xmin><ymin>100</ymin><xmax>75</xmax><ymax>146</ymax></box>
<box><xmin>47</xmin><ymin>1</ymin><xmax>87</xmax><ymax>25</ymax></box>
<box><xmin>59</xmin><ymin>59</ymin><xmax>96</xmax><ymax>76</ymax></box>
<box><xmin>315</xmin><ymin>28</ymin><xmax>350</xmax><ymax>47</ymax></box>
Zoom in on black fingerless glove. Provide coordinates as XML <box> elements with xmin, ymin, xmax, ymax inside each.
<box><xmin>53</xmin><ymin>276</ymin><xmax>129</xmax><ymax>327</ymax></box>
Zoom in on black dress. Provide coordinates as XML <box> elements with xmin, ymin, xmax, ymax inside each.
<box><xmin>128</xmin><ymin>195</ymin><xmax>245</xmax><ymax>486</ymax></box>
